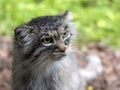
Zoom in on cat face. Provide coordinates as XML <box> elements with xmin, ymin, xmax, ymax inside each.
<box><xmin>14</xmin><ymin>11</ymin><xmax>76</xmax><ymax>60</ymax></box>
<box><xmin>38</xmin><ymin>25</ymin><xmax>71</xmax><ymax>59</ymax></box>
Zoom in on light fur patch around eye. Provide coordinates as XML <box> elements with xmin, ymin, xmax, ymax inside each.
<box><xmin>63</xmin><ymin>32</ymin><xmax>71</xmax><ymax>40</ymax></box>
<box><xmin>42</xmin><ymin>43</ymin><xmax>53</xmax><ymax>46</ymax></box>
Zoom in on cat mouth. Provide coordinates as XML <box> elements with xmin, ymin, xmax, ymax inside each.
<box><xmin>52</xmin><ymin>52</ymin><xmax>66</xmax><ymax>58</ymax></box>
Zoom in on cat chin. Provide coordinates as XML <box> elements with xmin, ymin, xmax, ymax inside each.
<box><xmin>50</xmin><ymin>52</ymin><xmax>67</xmax><ymax>60</ymax></box>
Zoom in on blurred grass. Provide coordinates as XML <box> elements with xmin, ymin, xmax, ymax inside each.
<box><xmin>0</xmin><ymin>0</ymin><xmax>120</xmax><ymax>48</ymax></box>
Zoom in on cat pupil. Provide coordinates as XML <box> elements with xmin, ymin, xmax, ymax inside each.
<box><xmin>64</xmin><ymin>32</ymin><xmax>67</xmax><ymax>36</ymax></box>
<box><xmin>45</xmin><ymin>38</ymin><xmax>50</xmax><ymax>42</ymax></box>
<box><xmin>44</xmin><ymin>38</ymin><xmax>50</xmax><ymax>43</ymax></box>
<box><xmin>42</xmin><ymin>37</ymin><xmax>53</xmax><ymax>44</ymax></box>
<box><xmin>63</xmin><ymin>32</ymin><xmax>68</xmax><ymax>38</ymax></box>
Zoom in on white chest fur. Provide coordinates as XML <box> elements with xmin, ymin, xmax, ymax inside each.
<box><xmin>32</xmin><ymin>52</ymin><xmax>85</xmax><ymax>90</ymax></box>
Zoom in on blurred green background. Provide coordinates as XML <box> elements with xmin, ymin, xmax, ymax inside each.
<box><xmin>0</xmin><ymin>0</ymin><xmax>120</xmax><ymax>48</ymax></box>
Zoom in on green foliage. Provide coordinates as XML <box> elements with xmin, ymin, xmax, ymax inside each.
<box><xmin>0</xmin><ymin>0</ymin><xmax>120</xmax><ymax>48</ymax></box>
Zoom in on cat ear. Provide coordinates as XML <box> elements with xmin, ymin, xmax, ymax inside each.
<box><xmin>14</xmin><ymin>25</ymin><xmax>36</xmax><ymax>46</ymax></box>
<box><xmin>14</xmin><ymin>25</ymin><xmax>38</xmax><ymax>54</ymax></box>
<box><xmin>61</xmin><ymin>10</ymin><xmax>73</xmax><ymax>21</ymax></box>
<box><xmin>61</xmin><ymin>11</ymin><xmax>77</xmax><ymax>39</ymax></box>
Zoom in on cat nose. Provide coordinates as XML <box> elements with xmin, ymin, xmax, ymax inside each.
<box><xmin>57</xmin><ymin>44</ymin><xmax>68</xmax><ymax>52</ymax></box>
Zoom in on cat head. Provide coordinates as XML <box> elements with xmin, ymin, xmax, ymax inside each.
<box><xmin>14</xmin><ymin>11</ymin><xmax>76</xmax><ymax>60</ymax></box>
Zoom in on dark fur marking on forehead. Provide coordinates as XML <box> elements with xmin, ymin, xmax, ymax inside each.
<box><xmin>41</xmin><ymin>30</ymin><xmax>59</xmax><ymax>39</ymax></box>
<box><xmin>28</xmin><ymin>16</ymin><xmax>60</xmax><ymax>27</ymax></box>
<box><xmin>27</xmin><ymin>15</ymin><xmax>64</xmax><ymax>33</ymax></box>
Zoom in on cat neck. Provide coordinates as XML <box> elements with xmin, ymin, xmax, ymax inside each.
<box><xmin>31</xmin><ymin>52</ymin><xmax>81</xmax><ymax>90</ymax></box>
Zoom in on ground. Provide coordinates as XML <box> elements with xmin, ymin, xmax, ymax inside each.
<box><xmin>0</xmin><ymin>35</ymin><xmax>120</xmax><ymax>90</ymax></box>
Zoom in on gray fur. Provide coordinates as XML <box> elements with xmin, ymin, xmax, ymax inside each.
<box><xmin>12</xmin><ymin>11</ymin><xmax>101</xmax><ymax>90</ymax></box>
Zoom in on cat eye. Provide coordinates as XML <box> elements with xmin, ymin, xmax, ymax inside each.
<box><xmin>62</xmin><ymin>32</ymin><xmax>70</xmax><ymax>39</ymax></box>
<box><xmin>41</xmin><ymin>37</ymin><xmax>53</xmax><ymax>46</ymax></box>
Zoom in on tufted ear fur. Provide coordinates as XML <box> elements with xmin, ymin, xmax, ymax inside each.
<box><xmin>14</xmin><ymin>25</ymin><xmax>37</xmax><ymax>53</ymax></box>
<box><xmin>60</xmin><ymin>10</ymin><xmax>77</xmax><ymax>40</ymax></box>
<box><xmin>61</xmin><ymin>10</ymin><xmax>73</xmax><ymax>21</ymax></box>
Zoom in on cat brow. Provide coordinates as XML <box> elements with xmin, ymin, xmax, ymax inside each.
<box><xmin>40</xmin><ymin>33</ymin><xmax>50</xmax><ymax>38</ymax></box>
